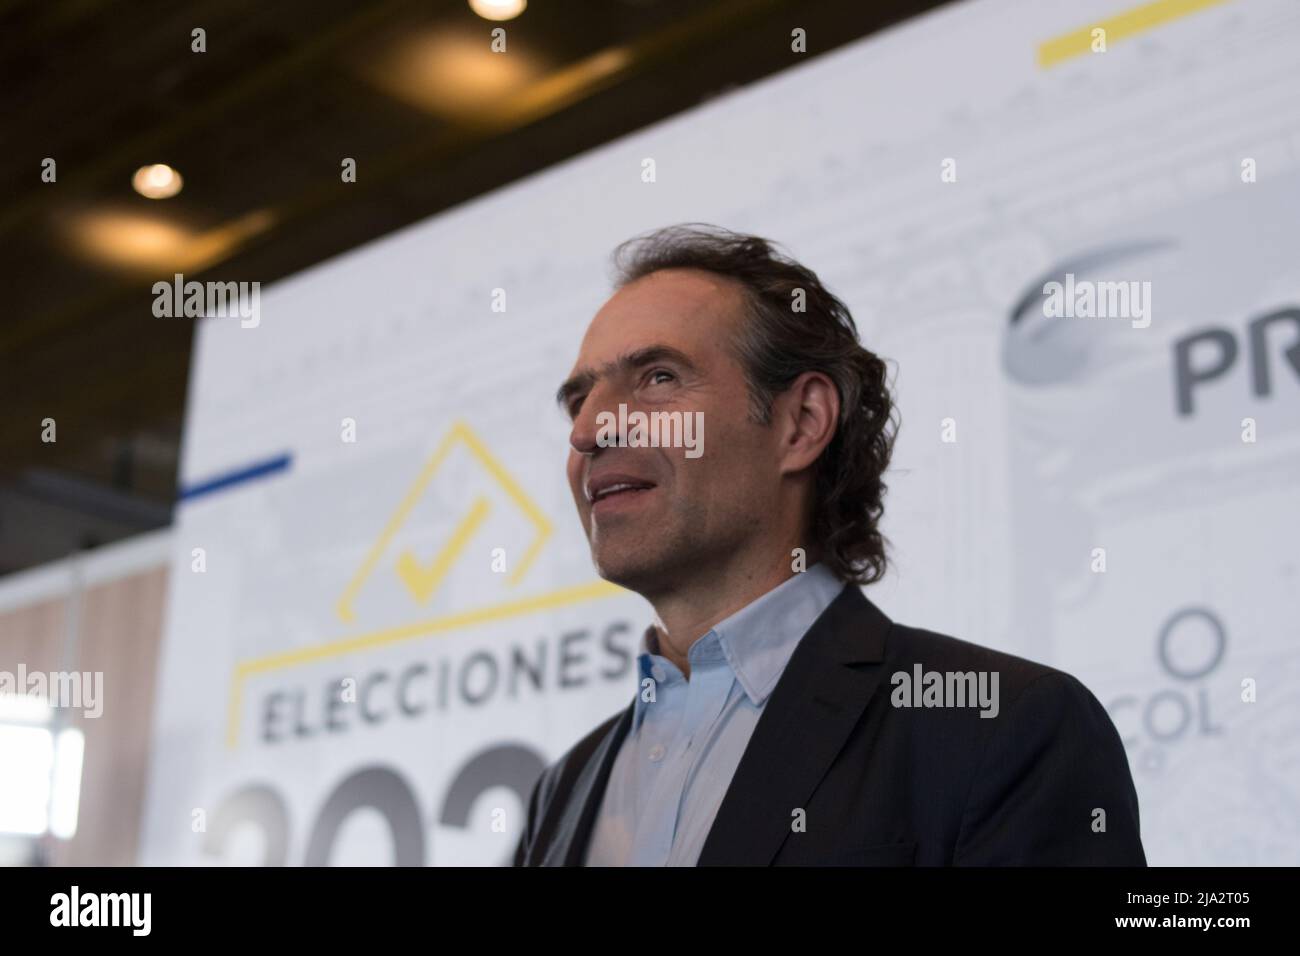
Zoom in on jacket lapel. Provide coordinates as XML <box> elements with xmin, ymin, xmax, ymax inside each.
<box><xmin>540</xmin><ymin>700</ymin><xmax>634</xmax><ymax>866</ymax></box>
<box><xmin>696</xmin><ymin>584</ymin><xmax>891</xmax><ymax>865</ymax></box>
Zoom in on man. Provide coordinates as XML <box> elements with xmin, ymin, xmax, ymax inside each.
<box><xmin>513</xmin><ymin>223</ymin><xmax>1145</xmax><ymax>866</ymax></box>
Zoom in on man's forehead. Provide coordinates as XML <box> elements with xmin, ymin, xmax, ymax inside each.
<box><xmin>581</xmin><ymin>268</ymin><xmax>744</xmax><ymax>353</ymax></box>
<box><xmin>603</xmin><ymin>267</ymin><xmax>742</xmax><ymax>313</ymax></box>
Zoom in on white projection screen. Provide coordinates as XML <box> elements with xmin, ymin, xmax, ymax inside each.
<box><xmin>140</xmin><ymin>0</ymin><xmax>1300</xmax><ymax>866</ymax></box>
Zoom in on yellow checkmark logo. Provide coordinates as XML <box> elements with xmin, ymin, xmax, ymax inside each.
<box><xmin>335</xmin><ymin>420</ymin><xmax>552</xmax><ymax>623</ymax></box>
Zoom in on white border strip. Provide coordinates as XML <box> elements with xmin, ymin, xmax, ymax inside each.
<box><xmin>0</xmin><ymin>528</ymin><xmax>173</xmax><ymax>615</ymax></box>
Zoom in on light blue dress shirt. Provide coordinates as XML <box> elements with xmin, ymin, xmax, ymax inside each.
<box><xmin>584</xmin><ymin>562</ymin><xmax>845</xmax><ymax>866</ymax></box>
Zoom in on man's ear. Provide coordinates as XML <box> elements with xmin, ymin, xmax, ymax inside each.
<box><xmin>773</xmin><ymin>371</ymin><xmax>839</xmax><ymax>476</ymax></box>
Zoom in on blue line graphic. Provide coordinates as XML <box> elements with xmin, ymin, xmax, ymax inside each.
<box><xmin>179</xmin><ymin>453</ymin><xmax>292</xmax><ymax>502</ymax></box>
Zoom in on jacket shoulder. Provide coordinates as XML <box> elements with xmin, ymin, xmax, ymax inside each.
<box><xmin>886</xmin><ymin>622</ymin><xmax>1084</xmax><ymax>700</ymax></box>
<box><xmin>883</xmin><ymin>621</ymin><xmax>1143</xmax><ymax>863</ymax></box>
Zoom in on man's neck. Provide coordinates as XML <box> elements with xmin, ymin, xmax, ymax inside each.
<box><xmin>647</xmin><ymin>556</ymin><xmax>805</xmax><ymax>679</ymax></box>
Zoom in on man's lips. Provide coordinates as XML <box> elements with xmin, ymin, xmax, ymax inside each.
<box><xmin>585</xmin><ymin>472</ymin><xmax>657</xmax><ymax>509</ymax></box>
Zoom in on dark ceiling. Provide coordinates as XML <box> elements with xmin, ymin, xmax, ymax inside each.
<box><xmin>0</xmin><ymin>0</ymin><xmax>943</xmax><ymax>574</ymax></box>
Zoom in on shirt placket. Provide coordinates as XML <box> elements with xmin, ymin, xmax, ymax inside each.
<box><xmin>627</xmin><ymin>662</ymin><xmax>686</xmax><ymax>866</ymax></box>
<box><xmin>662</xmin><ymin>661</ymin><xmax>733</xmax><ymax>865</ymax></box>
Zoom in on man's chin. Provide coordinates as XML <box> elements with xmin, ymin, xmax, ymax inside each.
<box><xmin>590</xmin><ymin>548</ymin><xmax>669</xmax><ymax>595</ymax></box>
<box><xmin>591</xmin><ymin>556</ymin><xmax>646</xmax><ymax>590</ymax></box>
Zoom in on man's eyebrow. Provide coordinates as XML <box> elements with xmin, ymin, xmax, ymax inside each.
<box><xmin>554</xmin><ymin>345</ymin><xmax>698</xmax><ymax>411</ymax></box>
<box><xmin>555</xmin><ymin>371</ymin><xmax>595</xmax><ymax>410</ymax></box>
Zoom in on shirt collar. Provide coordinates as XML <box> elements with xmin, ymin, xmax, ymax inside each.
<box><xmin>633</xmin><ymin>562</ymin><xmax>844</xmax><ymax>721</ymax></box>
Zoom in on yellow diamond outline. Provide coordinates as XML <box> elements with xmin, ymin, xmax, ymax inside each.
<box><xmin>336</xmin><ymin>420</ymin><xmax>552</xmax><ymax>622</ymax></box>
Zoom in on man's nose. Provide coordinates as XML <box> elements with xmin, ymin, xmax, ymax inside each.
<box><xmin>568</xmin><ymin>382</ymin><xmax>621</xmax><ymax>455</ymax></box>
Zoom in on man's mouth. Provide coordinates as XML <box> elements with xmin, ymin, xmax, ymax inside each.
<box><xmin>586</xmin><ymin>474</ymin><xmax>657</xmax><ymax>513</ymax></box>
<box><xmin>593</xmin><ymin>482</ymin><xmax>652</xmax><ymax>501</ymax></box>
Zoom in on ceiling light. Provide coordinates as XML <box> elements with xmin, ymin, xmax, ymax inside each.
<box><xmin>469</xmin><ymin>0</ymin><xmax>526</xmax><ymax>22</ymax></box>
<box><xmin>66</xmin><ymin>207</ymin><xmax>275</xmax><ymax>272</ymax></box>
<box><xmin>132</xmin><ymin>164</ymin><xmax>184</xmax><ymax>200</ymax></box>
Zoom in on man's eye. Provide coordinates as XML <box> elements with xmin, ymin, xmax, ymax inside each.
<box><xmin>567</xmin><ymin>396</ymin><xmax>585</xmax><ymax>418</ymax></box>
<box><xmin>647</xmin><ymin>369</ymin><xmax>675</xmax><ymax>386</ymax></box>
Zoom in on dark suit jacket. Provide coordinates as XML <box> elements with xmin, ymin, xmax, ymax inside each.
<box><xmin>514</xmin><ymin>583</ymin><xmax>1146</xmax><ymax>866</ymax></box>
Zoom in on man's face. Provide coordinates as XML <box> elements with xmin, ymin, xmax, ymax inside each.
<box><xmin>559</xmin><ymin>268</ymin><xmax>782</xmax><ymax>596</ymax></box>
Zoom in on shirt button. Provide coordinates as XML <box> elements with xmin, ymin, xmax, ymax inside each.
<box><xmin>651</xmin><ymin>664</ymin><xmax>666</xmax><ymax>682</ymax></box>
<box><xmin>648</xmin><ymin>744</ymin><xmax>666</xmax><ymax>762</ymax></box>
